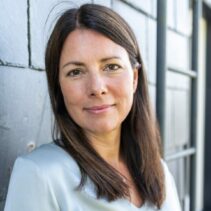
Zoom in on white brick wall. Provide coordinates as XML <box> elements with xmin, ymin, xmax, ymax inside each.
<box><xmin>125</xmin><ymin>0</ymin><xmax>151</xmax><ymax>14</ymax></box>
<box><xmin>0</xmin><ymin>67</ymin><xmax>52</xmax><ymax>148</ymax></box>
<box><xmin>176</xmin><ymin>0</ymin><xmax>191</xmax><ymax>35</ymax></box>
<box><xmin>165</xmin><ymin>89</ymin><xmax>190</xmax><ymax>151</ymax></box>
<box><xmin>93</xmin><ymin>0</ymin><xmax>112</xmax><ymax>7</ymax></box>
<box><xmin>112</xmin><ymin>0</ymin><xmax>148</xmax><ymax>73</ymax></box>
<box><xmin>167</xmin><ymin>30</ymin><xmax>190</xmax><ymax>70</ymax></box>
<box><xmin>167</xmin><ymin>0</ymin><xmax>176</xmax><ymax>28</ymax></box>
<box><xmin>167</xmin><ymin>71</ymin><xmax>191</xmax><ymax>90</ymax></box>
<box><xmin>146</xmin><ymin>18</ymin><xmax>157</xmax><ymax>84</ymax></box>
<box><xmin>0</xmin><ymin>66</ymin><xmax>52</xmax><ymax>209</ymax></box>
<box><xmin>30</xmin><ymin>0</ymin><xmax>92</xmax><ymax>69</ymax></box>
<box><xmin>0</xmin><ymin>0</ymin><xmax>28</xmax><ymax>65</ymax></box>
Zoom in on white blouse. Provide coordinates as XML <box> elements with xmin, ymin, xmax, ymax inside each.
<box><xmin>4</xmin><ymin>142</ymin><xmax>181</xmax><ymax>211</ymax></box>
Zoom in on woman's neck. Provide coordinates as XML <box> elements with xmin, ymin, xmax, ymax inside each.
<box><xmin>85</xmin><ymin>129</ymin><xmax>122</xmax><ymax>166</ymax></box>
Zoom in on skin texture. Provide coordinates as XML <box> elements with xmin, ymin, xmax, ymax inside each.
<box><xmin>59</xmin><ymin>29</ymin><xmax>138</xmax><ymax>159</ymax></box>
<box><xmin>59</xmin><ymin>29</ymin><xmax>142</xmax><ymax>207</ymax></box>
<box><xmin>59</xmin><ymin>29</ymin><xmax>141</xmax><ymax>207</ymax></box>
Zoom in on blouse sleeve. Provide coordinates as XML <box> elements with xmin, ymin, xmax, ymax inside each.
<box><xmin>4</xmin><ymin>157</ymin><xmax>60</xmax><ymax>211</ymax></box>
<box><xmin>161</xmin><ymin>160</ymin><xmax>182</xmax><ymax>211</ymax></box>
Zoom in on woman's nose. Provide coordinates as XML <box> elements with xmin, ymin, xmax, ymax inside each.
<box><xmin>87</xmin><ymin>74</ymin><xmax>108</xmax><ymax>97</ymax></box>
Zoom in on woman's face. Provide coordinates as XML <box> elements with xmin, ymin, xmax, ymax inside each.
<box><xmin>59</xmin><ymin>29</ymin><xmax>138</xmax><ymax>136</ymax></box>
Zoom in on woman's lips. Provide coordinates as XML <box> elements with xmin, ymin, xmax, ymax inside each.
<box><xmin>84</xmin><ymin>104</ymin><xmax>115</xmax><ymax>114</ymax></box>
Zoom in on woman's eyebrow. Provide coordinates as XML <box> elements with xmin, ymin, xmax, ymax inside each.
<box><xmin>100</xmin><ymin>56</ymin><xmax>121</xmax><ymax>62</ymax></box>
<box><xmin>62</xmin><ymin>61</ymin><xmax>84</xmax><ymax>69</ymax></box>
<box><xmin>62</xmin><ymin>56</ymin><xmax>121</xmax><ymax>69</ymax></box>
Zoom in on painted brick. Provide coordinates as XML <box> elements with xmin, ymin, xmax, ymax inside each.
<box><xmin>112</xmin><ymin>0</ymin><xmax>147</xmax><ymax>73</ymax></box>
<box><xmin>165</xmin><ymin>89</ymin><xmax>175</xmax><ymax>150</ymax></box>
<box><xmin>0</xmin><ymin>0</ymin><xmax>28</xmax><ymax>65</ymax></box>
<box><xmin>173</xmin><ymin>90</ymin><xmax>190</xmax><ymax>147</ymax></box>
<box><xmin>123</xmin><ymin>0</ymin><xmax>151</xmax><ymax>15</ymax></box>
<box><xmin>151</xmin><ymin>0</ymin><xmax>157</xmax><ymax>18</ymax></box>
<box><xmin>0</xmin><ymin>67</ymin><xmax>52</xmax><ymax>149</ymax></box>
<box><xmin>176</xmin><ymin>0</ymin><xmax>191</xmax><ymax>36</ymax></box>
<box><xmin>0</xmin><ymin>66</ymin><xmax>52</xmax><ymax>205</ymax></box>
<box><xmin>30</xmin><ymin>0</ymin><xmax>92</xmax><ymax>69</ymax></box>
<box><xmin>146</xmin><ymin>18</ymin><xmax>157</xmax><ymax>84</ymax></box>
<box><xmin>92</xmin><ymin>0</ymin><xmax>112</xmax><ymax>7</ymax></box>
<box><xmin>167</xmin><ymin>30</ymin><xmax>190</xmax><ymax>70</ymax></box>
<box><xmin>166</xmin><ymin>71</ymin><xmax>191</xmax><ymax>90</ymax></box>
<box><xmin>167</xmin><ymin>0</ymin><xmax>176</xmax><ymax>28</ymax></box>
<box><xmin>165</xmin><ymin>88</ymin><xmax>190</xmax><ymax>151</ymax></box>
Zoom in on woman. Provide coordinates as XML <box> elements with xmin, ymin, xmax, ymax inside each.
<box><xmin>4</xmin><ymin>4</ymin><xmax>181</xmax><ymax>211</ymax></box>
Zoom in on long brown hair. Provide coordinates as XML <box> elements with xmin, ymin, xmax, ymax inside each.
<box><xmin>45</xmin><ymin>3</ymin><xmax>165</xmax><ymax>208</ymax></box>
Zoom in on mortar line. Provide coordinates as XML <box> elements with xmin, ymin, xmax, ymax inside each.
<box><xmin>27</xmin><ymin>0</ymin><xmax>32</xmax><ymax>67</ymax></box>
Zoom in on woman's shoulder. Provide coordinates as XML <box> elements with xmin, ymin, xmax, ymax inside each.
<box><xmin>5</xmin><ymin>142</ymin><xmax>77</xmax><ymax>211</ymax></box>
<box><xmin>22</xmin><ymin>142</ymin><xmax>69</xmax><ymax>161</ymax></box>
<box><xmin>14</xmin><ymin>142</ymin><xmax>80</xmax><ymax>178</ymax></box>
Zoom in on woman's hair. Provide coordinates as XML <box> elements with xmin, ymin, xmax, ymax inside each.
<box><xmin>45</xmin><ymin>3</ymin><xmax>165</xmax><ymax>208</ymax></box>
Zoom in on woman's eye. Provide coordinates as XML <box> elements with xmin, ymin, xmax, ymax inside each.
<box><xmin>104</xmin><ymin>64</ymin><xmax>121</xmax><ymax>72</ymax></box>
<box><xmin>67</xmin><ymin>69</ymin><xmax>82</xmax><ymax>77</ymax></box>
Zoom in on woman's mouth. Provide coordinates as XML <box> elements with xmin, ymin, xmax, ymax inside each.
<box><xmin>83</xmin><ymin>104</ymin><xmax>115</xmax><ymax>114</ymax></box>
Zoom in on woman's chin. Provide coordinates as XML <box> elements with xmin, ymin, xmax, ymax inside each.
<box><xmin>83</xmin><ymin>124</ymin><xmax>121</xmax><ymax>137</ymax></box>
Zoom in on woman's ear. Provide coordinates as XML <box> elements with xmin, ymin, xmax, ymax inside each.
<box><xmin>133</xmin><ymin>67</ymin><xmax>138</xmax><ymax>93</ymax></box>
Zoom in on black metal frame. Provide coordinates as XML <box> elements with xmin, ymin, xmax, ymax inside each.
<box><xmin>156</xmin><ymin>0</ymin><xmax>201</xmax><ymax>210</ymax></box>
<box><xmin>202</xmin><ymin>2</ymin><xmax>211</xmax><ymax>210</ymax></box>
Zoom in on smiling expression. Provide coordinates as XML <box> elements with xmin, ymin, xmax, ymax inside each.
<box><xmin>59</xmin><ymin>29</ymin><xmax>138</xmax><ymax>137</ymax></box>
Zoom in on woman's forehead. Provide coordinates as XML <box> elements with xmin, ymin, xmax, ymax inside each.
<box><xmin>60</xmin><ymin>29</ymin><xmax>130</xmax><ymax>64</ymax></box>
